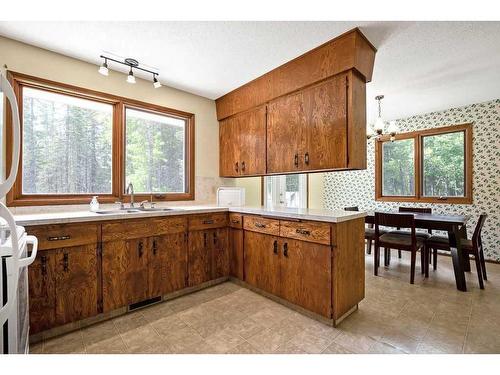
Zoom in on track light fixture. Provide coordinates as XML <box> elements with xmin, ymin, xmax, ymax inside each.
<box><xmin>98</xmin><ymin>58</ymin><xmax>109</xmax><ymax>76</ymax></box>
<box><xmin>97</xmin><ymin>55</ymin><xmax>160</xmax><ymax>88</ymax></box>
<box><xmin>127</xmin><ymin>67</ymin><xmax>136</xmax><ymax>84</ymax></box>
<box><xmin>153</xmin><ymin>74</ymin><xmax>161</xmax><ymax>89</ymax></box>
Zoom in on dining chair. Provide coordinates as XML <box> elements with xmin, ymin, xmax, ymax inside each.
<box><xmin>387</xmin><ymin>207</ymin><xmax>433</xmax><ymax>262</ymax></box>
<box><xmin>344</xmin><ymin>206</ymin><xmax>386</xmax><ymax>255</ymax></box>
<box><xmin>374</xmin><ymin>212</ymin><xmax>427</xmax><ymax>284</ymax></box>
<box><xmin>426</xmin><ymin>214</ymin><xmax>488</xmax><ymax>289</ymax></box>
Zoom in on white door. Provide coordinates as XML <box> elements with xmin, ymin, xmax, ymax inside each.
<box><xmin>265</xmin><ymin>174</ymin><xmax>307</xmax><ymax>208</ymax></box>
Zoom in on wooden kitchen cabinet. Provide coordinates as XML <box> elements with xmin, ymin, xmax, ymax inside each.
<box><xmin>28</xmin><ymin>250</ymin><xmax>56</xmax><ymax>334</ymax></box>
<box><xmin>54</xmin><ymin>244</ymin><xmax>98</xmax><ymax>325</ymax></box>
<box><xmin>302</xmin><ymin>74</ymin><xmax>348</xmax><ymax>171</ymax></box>
<box><xmin>188</xmin><ymin>230</ymin><xmax>213</xmax><ymax>287</ymax></box>
<box><xmin>102</xmin><ymin>237</ymin><xmax>149</xmax><ymax>312</ymax></box>
<box><xmin>243</xmin><ymin>231</ymin><xmax>281</xmax><ymax>296</ymax></box>
<box><xmin>219</xmin><ymin>106</ymin><xmax>266</xmax><ymax>177</ymax></box>
<box><xmin>279</xmin><ymin>238</ymin><xmax>332</xmax><ymax>317</ymax></box>
<box><xmin>229</xmin><ymin>227</ymin><xmax>244</xmax><ymax>280</ymax></box>
<box><xmin>212</xmin><ymin>227</ymin><xmax>229</xmax><ymax>279</ymax></box>
<box><xmin>267</xmin><ymin>91</ymin><xmax>305</xmax><ymax>173</ymax></box>
<box><xmin>267</xmin><ymin>74</ymin><xmax>351</xmax><ymax>173</ymax></box>
<box><xmin>149</xmin><ymin>233</ymin><xmax>187</xmax><ymax>297</ymax></box>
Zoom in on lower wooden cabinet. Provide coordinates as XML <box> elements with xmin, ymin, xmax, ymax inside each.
<box><xmin>188</xmin><ymin>228</ymin><xmax>229</xmax><ymax>287</ymax></box>
<box><xmin>279</xmin><ymin>238</ymin><xmax>332</xmax><ymax>317</ymax></box>
<box><xmin>244</xmin><ymin>231</ymin><xmax>281</xmax><ymax>296</ymax></box>
<box><xmin>28</xmin><ymin>250</ymin><xmax>56</xmax><ymax>334</ymax></box>
<box><xmin>55</xmin><ymin>244</ymin><xmax>98</xmax><ymax>325</ymax></box>
<box><xmin>149</xmin><ymin>233</ymin><xmax>187</xmax><ymax>297</ymax></box>
<box><xmin>212</xmin><ymin>228</ymin><xmax>230</xmax><ymax>279</ymax></box>
<box><xmin>28</xmin><ymin>245</ymin><xmax>98</xmax><ymax>334</ymax></box>
<box><xmin>229</xmin><ymin>227</ymin><xmax>244</xmax><ymax>280</ymax></box>
<box><xmin>244</xmin><ymin>230</ymin><xmax>333</xmax><ymax>318</ymax></box>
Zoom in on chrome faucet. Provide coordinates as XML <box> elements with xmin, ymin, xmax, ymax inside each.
<box><xmin>126</xmin><ymin>182</ymin><xmax>135</xmax><ymax>208</ymax></box>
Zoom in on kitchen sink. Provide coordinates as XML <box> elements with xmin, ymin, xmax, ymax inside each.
<box><xmin>95</xmin><ymin>207</ymin><xmax>176</xmax><ymax>214</ymax></box>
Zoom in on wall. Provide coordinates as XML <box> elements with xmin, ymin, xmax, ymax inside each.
<box><xmin>0</xmin><ymin>35</ymin><xmax>233</xmax><ymax>211</ymax></box>
<box><xmin>324</xmin><ymin>99</ymin><xmax>500</xmax><ymax>261</ymax></box>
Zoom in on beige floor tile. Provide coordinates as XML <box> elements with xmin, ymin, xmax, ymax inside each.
<box><xmin>113</xmin><ymin>311</ymin><xmax>149</xmax><ymax>334</ymax></box>
<box><xmin>274</xmin><ymin>342</ymin><xmax>308</xmax><ymax>354</ymax></box>
<box><xmin>43</xmin><ymin>331</ymin><xmax>86</xmax><ymax>354</ymax></box>
<box><xmin>163</xmin><ymin>326</ymin><xmax>205</xmax><ymax>353</ymax></box>
<box><xmin>150</xmin><ymin>314</ymin><xmax>188</xmax><ymax>337</ymax></box>
<box><xmin>120</xmin><ymin>325</ymin><xmax>165</xmax><ymax>353</ymax></box>
<box><xmin>141</xmin><ymin>302</ymin><xmax>175</xmax><ymax>324</ymax></box>
<box><xmin>227</xmin><ymin>341</ymin><xmax>262</xmax><ymax>354</ymax></box>
<box><xmin>287</xmin><ymin>330</ymin><xmax>333</xmax><ymax>353</ymax></box>
<box><xmin>205</xmin><ymin>328</ymin><xmax>246</xmax><ymax>353</ymax></box>
<box><xmin>321</xmin><ymin>342</ymin><xmax>353</xmax><ymax>354</ymax></box>
<box><xmin>189</xmin><ymin>315</ymin><xmax>228</xmax><ymax>338</ymax></box>
<box><xmin>85</xmin><ymin>336</ymin><xmax>127</xmax><ymax>354</ymax></box>
<box><xmin>247</xmin><ymin>327</ymin><xmax>290</xmax><ymax>353</ymax></box>
<box><xmin>333</xmin><ymin>331</ymin><xmax>377</xmax><ymax>354</ymax></box>
<box><xmin>226</xmin><ymin>318</ymin><xmax>266</xmax><ymax>339</ymax></box>
<box><xmin>248</xmin><ymin>307</ymin><xmax>286</xmax><ymax>329</ymax></box>
<box><xmin>369</xmin><ymin>341</ymin><xmax>406</xmax><ymax>354</ymax></box>
<box><xmin>178</xmin><ymin>339</ymin><xmax>218</xmax><ymax>354</ymax></box>
<box><xmin>81</xmin><ymin>320</ymin><xmax>120</xmax><ymax>345</ymax></box>
<box><xmin>380</xmin><ymin>327</ymin><xmax>420</xmax><ymax>353</ymax></box>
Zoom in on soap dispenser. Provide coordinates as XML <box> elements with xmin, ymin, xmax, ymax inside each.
<box><xmin>90</xmin><ymin>196</ymin><xmax>100</xmax><ymax>212</ymax></box>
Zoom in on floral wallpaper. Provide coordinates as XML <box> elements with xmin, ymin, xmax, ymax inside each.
<box><xmin>324</xmin><ymin>99</ymin><xmax>500</xmax><ymax>261</ymax></box>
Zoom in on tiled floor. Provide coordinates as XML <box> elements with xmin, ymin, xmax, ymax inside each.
<box><xmin>30</xmin><ymin>251</ymin><xmax>500</xmax><ymax>354</ymax></box>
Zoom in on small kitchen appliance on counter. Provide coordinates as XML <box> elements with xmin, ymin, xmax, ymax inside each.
<box><xmin>216</xmin><ymin>187</ymin><xmax>245</xmax><ymax>207</ymax></box>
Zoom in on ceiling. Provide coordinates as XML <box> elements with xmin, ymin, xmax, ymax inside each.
<box><xmin>0</xmin><ymin>21</ymin><xmax>499</xmax><ymax>123</ymax></box>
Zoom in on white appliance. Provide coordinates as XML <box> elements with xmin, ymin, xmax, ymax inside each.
<box><xmin>0</xmin><ymin>72</ymin><xmax>38</xmax><ymax>354</ymax></box>
<box><xmin>216</xmin><ymin>187</ymin><xmax>245</xmax><ymax>207</ymax></box>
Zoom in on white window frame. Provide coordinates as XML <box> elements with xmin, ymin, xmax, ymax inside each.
<box><xmin>264</xmin><ymin>174</ymin><xmax>308</xmax><ymax>208</ymax></box>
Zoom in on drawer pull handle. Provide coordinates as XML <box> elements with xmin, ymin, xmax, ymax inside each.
<box><xmin>48</xmin><ymin>235</ymin><xmax>70</xmax><ymax>241</ymax></box>
<box><xmin>152</xmin><ymin>239</ymin><xmax>158</xmax><ymax>255</ymax></box>
<box><xmin>204</xmin><ymin>232</ymin><xmax>207</xmax><ymax>247</ymax></box>
<box><xmin>294</xmin><ymin>153</ymin><xmax>299</xmax><ymax>168</ymax></box>
<box><xmin>41</xmin><ymin>255</ymin><xmax>47</xmax><ymax>276</ymax></box>
<box><xmin>273</xmin><ymin>240</ymin><xmax>278</xmax><ymax>255</ymax></box>
<box><xmin>296</xmin><ymin>229</ymin><xmax>311</xmax><ymax>236</ymax></box>
<box><xmin>213</xmin><ymin>232</ymin><xmax>217</xmax><ymax>245</ymax></box>
<box><xmin>283</xmin><ymin>243</ymin><xmax>289</xmax><ymax>258</ymax></box>
<box><xmin>241</xmin><ymin>161</ymin><xmax>246</xmax><ymax>172</ymax></box>
<box><xmin>304</xmin><ymin>152</ymin><xmax>310</xmax><ymax>165</ymax></box>
<box><xmin>235</xmin><ymin>162</ymin><xmax>239</xmax><ymax>173</ymax></box>
<box><xmin>63</xmin><ymin>253</ymin><xmax>69</xmax><ymax>272</ymax></box>
<box><xmin>231</xmin><ymin>220</ymin><xmax>240</xmax><ymax>224</ymax></box>
<box><xmin>254</xmin><ymin>223</ymin><xmax>266</xmax><ymax>228</ymax></box>
<box><xmin>202</xmin><ymin>219</ymin><xmax>214</xmax><ymax>225</ymax></box>
<box><xmin>138</xmin><ymin>241</ymin><xmax>144</xmax><ymax>258</ymax></box>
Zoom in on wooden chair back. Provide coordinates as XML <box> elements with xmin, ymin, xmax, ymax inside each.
<box><xmin>398</xmin><ymin>207</ymin><xmax>432</xmax><ymax>233</ymax></box>
<box><xmin>472</xmin><ymin>214</ymin><xmax>487</xmax><ymax>247</ymax></box>
<box><xmin>375</xmin><ymin>212</ymin><xmax>417</xmax><ymax>249</ymax></box>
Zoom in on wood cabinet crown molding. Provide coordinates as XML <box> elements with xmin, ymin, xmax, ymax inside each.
<box><xmin>215</xmin><ymin>27</ymin><xmax>376</xmax><ymax>121</ymax></box>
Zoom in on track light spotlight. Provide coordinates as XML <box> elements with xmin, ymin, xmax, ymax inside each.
<box><xmin>98</xmin><ymin>59</ymin><xmax>109</xmax><ymax>76</ymax></box>
<box><xmin>127</xmin><ymin>67</ymin><xmax>136</xmax><ymax>84</ymax></box>
<box><xmin>153</xmin><ymin>75</ymin><xmax>161</xmax><ymax>89</ymax></box>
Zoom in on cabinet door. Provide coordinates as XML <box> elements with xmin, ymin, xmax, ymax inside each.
<box><xmin>28</xmin><ymin>250</ymin><xmax>56</xmax><ymax>334</ymax></box>
<box><xmin>280</xmin><ymin>239</ymin><xmax>332</xmax><ymax>317</ymax></box>
<box><xmin>219</xmin><ymin>115</ymin><xmax>240</xmax><ymax>177</ymax></box>
<box><xmin>212</xmin><ymin>227</ymin><xmax>229</xmax><ymax>279</ymax></box>
<box><xmin>302</xmin><ymin>74</ymin><xmax>348</xmax><ymax>170</ymax></box>
<box><xmin>238</xmin><ymin>106</ymin><xmax>267</xmax><ymax>175</ymax></box>
<box><xmin>229</xmin><ymin>228</ymin><xmax>244</xmax><ymax>280</ymax></box>
<box><xmin>102</xmin><ymin>238</ymin><xmax>149</xmax><ymax>312</ymax></box>
<box><xmin>55</xmin><ymin>244</ymin><xmax>98</xmax><ymax>325</ymax></box>
<box><xmin>149</xmin><ymin>233</ymin><xmax>187</xmax><ymax>297</ymax></box>
<box><xmin>188</xmin><ymin>230</ymin><xmax>212</xmax><ymax>287</ymax></box>
<box><xmin>244</xmin><ymin>231</ymin><xmax>280</xmax><ymax>295</ymax></box>
<box><xmin>267</xmin><ymin>91</ymin><xmax>306</xmax><ymax>173</ymax></box>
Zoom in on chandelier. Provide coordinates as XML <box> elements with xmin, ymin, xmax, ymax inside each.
<box><xmin>366</xmin><ymin>95</ymin><xmax>398</xmax><ymax>142</ymax></box>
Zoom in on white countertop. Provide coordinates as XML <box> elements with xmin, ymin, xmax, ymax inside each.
<box><xmin>14</xmin><ymin>205</ymin><xmax>366</xmax><ymax>226</ymax></box>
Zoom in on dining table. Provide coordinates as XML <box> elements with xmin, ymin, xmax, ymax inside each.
<box><xmin>364</xmin><ymin>211</ymin><xmax>470</xmax><ymax>292</ymax></box>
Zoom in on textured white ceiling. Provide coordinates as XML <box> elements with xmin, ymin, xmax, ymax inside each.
<box><xmin>0</xmin><ymin>21</ymin><xmax>499</xmax><ymax>123</ymax></box>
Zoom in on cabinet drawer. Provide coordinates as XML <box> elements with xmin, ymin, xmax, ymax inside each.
<box><xmin>243</xmin><ymin>216</ymin><xmax>280</xmax><ymax>236</ymax></box>
<box><xmin>27</xmin><ymin>223</ymin><xmax>99</xmax><ymax>251</ymax></box>
<box><xmin>228</xmin><ymin>213</ymin><xmax>243</xmax><ymax>229</ymax></box>
<box><xmin>188</xmin><ymin>213</ymin><xmax>228</xmax><ymax>231</ymax></box>
<box><xmin>280</xmin><ymin>220</ymin><xmax>331</xmax><ymax>245</ymax></box>
<box><xmin>102</xmin><ymin>217</ymin><xmax>187</xmax><ymax>241</ymax></box>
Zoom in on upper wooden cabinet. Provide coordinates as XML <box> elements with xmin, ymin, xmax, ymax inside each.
<box><xmin>268</xmin><ymin>72</ymin><xmax>366</xmax><ymax>173</ymax></box>
<box><xmin>217</xmin><ymin>28</ymin><xmax>374</xmax><ymax>176</ymax></box>
<box><xmin>219</xmin><ymin>106</ymin><xmax>266</xmax><ymax>177</ymax></box>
